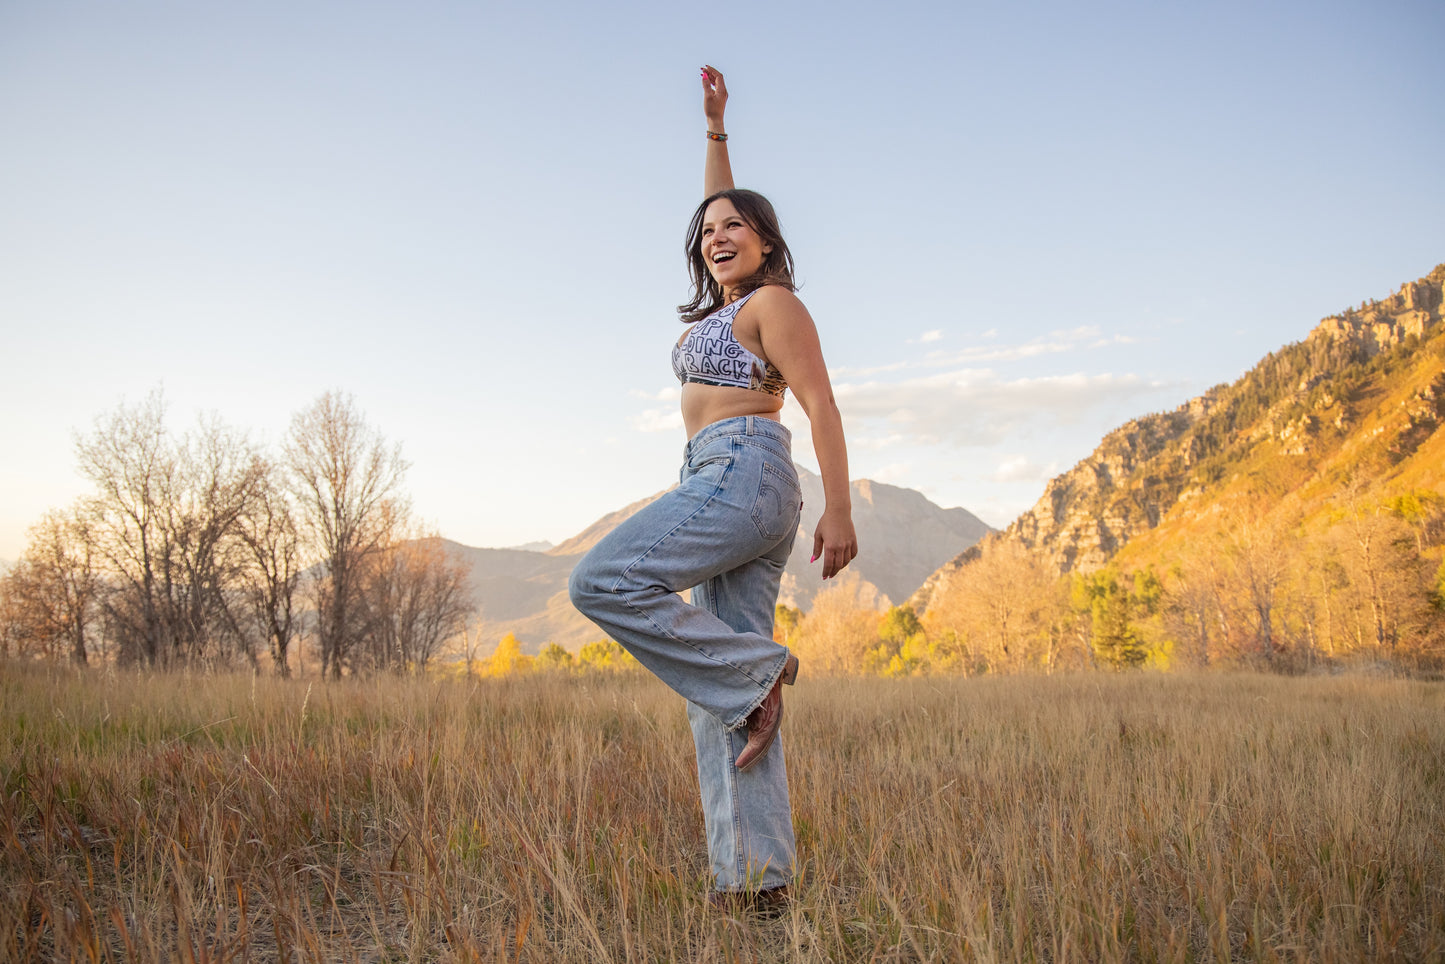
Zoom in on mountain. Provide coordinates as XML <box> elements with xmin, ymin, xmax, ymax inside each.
<box><xmin>911</xmin><ymin>263</ymin><xmax>1445</xmax><ymax>612</ymax></box>
<box><xmin>779</xmin><ymin>469</ymin><xmax>991</xmax><ymax>610</ymax></box>
<box><xmin>450</xmin><ymin>473</ymin><xmax>991</xmax><ymax>652</ymax></box>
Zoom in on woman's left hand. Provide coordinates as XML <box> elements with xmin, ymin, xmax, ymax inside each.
<box><xmin>701</xmin><ymin>64</ymin><xmax>728</xmax><ymax>129</ymax></box>
<box><xmin>812</xmin><ymin>506</ymin><xmax>858</xmax><ymax>580</ymax></box>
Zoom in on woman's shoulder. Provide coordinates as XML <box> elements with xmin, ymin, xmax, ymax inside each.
<box><xmin>742</xmin><ymin>284</ymin><xmax>806</xmax><ymax>313</ymax></box>
<box><xmin>740</xmin><ymin>285</ymin><xmax>812</xmax><ymax>327</ymax></box>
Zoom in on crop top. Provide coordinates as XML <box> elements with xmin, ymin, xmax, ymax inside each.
<box><xmin>671</xmin><ymin>290</ymin><xmax>788</xmax><ymax>398</ymax></box>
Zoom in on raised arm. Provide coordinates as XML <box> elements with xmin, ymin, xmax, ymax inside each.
<box><xmin>701</xmin><ymin>65</ymin><xmax>734</xmax><ymax>196</ymax></box>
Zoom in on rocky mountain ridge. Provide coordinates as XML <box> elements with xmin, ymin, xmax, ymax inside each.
<box><xmin>911</xmin><ymin>263</ymin><xmax>1445</xmax><ymax>613</ymax></box>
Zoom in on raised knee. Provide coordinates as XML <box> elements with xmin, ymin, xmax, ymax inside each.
<box><xmin>568</xmin><ymin>556</ymin><xmax>610</xmax><ymax>614</ymax></box>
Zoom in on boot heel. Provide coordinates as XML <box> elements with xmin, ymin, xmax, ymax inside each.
<box><xmin>781</xmin><ymin>654</ymin><xmax>799</xmax><ymax>686</ymax></box>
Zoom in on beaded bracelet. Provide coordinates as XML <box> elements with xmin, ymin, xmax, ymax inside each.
<box><xmin>706</xmin><ymin>131</ymin><xmax>728</xmax><ymax>142</ymax></box>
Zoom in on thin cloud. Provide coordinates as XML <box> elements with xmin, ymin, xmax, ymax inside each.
<box><xmin>828</xmin><ymin>359</ymin><xmax>911</xmax><ymax>378</ymax></box>
<box><xmin>836</xmin><ymin>324</ymin><xmax>1132</xmax><ymax>374</ymax></box>
<box><xmin>833</xmin><ymin>369</ymin><xmax>1175</xmax><ymax>448</ymax></box>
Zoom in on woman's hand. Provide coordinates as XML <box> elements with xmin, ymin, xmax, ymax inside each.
<box><xmin>812</xmin><ymin>506</ymin><xmax>858</xmax><ymax>580</ymax></box>
<box><xmin>701</xmin><ymin>65</ymin><xmax>727</xmax><ymax>130</ymax></box>
<box><xmin>701</xmin><ymin>65</ymin><xmax>733</xmax><ymax>195</ymax></box>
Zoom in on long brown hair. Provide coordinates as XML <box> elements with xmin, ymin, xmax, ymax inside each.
<box><xmin>677</xmin><ymin>189</ymin><xmax>796</xmax><ymax>323</ymax></box>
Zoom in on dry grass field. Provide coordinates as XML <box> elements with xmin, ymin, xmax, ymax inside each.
<box><xmin>1</xmin><ymin>664</ymin><xmax>1441</xmax><ymax>962</ymax></box>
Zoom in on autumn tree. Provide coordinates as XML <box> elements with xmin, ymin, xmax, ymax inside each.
<box><xmin>773</xmin><ymin>604</ymin><xmax>802</xmax><ymax>646</ymax></box>
<box><xmin>0</xmin><ymin>510</ymin><xmax>98</xmax><ymax>665</ymax></box>
<box><xmin>789</xmin><ymin>572</ymin><xmax>887</xmax><ymax>674</ymax></box>
<box><xmin>925</xmin><ymin>543</ymin><xmax>1069</xmax><ymax>673</ymax></box>
<box><xmin>576</xmin><ymin>639</ymin><xmax>639</xmax><ymax>671</ymax></box>
<box><xmin>873</xmin><ymin>605</ymin><xmax>931</xmax><ymax>677</ymax></box>
<box><xmin>536</xmin><ymin>642</ymin><xmax>574</xmax><ymax>670</ymax></box>
<box><xmin>485</xmin><ymin>633</ymin><xmax>533</xmax><ymax>676</ymax></box>
<box><xmin>1327</xmin><ymin>489</ymin><xmax>1437</xmax><ymax>662</ymax></box>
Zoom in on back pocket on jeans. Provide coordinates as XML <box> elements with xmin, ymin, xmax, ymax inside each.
<box><xmin>751</xmin><ymin>460</ymin><xmax>801</xmax><ymax>541</ymax></box>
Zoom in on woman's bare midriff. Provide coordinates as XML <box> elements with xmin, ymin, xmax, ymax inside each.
<box><xmin>681</xmin><ymin>383</ymin><xmax>784</xmax><ymax>439</ymax></box>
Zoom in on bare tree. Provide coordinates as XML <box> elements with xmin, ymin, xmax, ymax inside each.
<box><xmin>355</xmin><ymin>529</ymin><xmax>473</xmax><ymax>673</ymax></box>
<box><xmin>74</xmin><ymin>392</ymin><xmax>265</xmax><ymax>667</ymax></box>
<box><xmin>74</xmin><ymin>391</ymin><xmax>171</xmax><ymax>665</ymax></box>
<box><xmin>163</xmin><ymin>416</ymin><xmax>268</xmax><ymax>664</ymax></box>
<box><xmin>237</xmin><ymin>461</ymin><xmax>302</xmax><ymax>676</ymax></box>
<box><xmin>286</xmin><ymin>392</ymin><xmax>408</xmax><ymax>679</ymax></box>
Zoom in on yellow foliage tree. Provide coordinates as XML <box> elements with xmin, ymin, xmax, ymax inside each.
<box><xmin>483</xmin><ymin>633</ymin><xmax>533</xmax><ymax>677</ymax></box>
<box><xmin>536</xmin><ymin>641</ymin><xmax>574</xmax><ymax>670</ymax></box>
<box><xmin>577</xmin><ymin>639</ymin><xmax>639</xmax><ymax>671</ymax></box>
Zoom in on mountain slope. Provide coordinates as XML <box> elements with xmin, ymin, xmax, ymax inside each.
<box><xmin>912</xmin><ymin>263</ymin><xmax>1445</xmax><ymax>612</ymax></box>
<box><xmin>453</xmin><ymin>472</ymin><xmax>991</xmax><ymax>651</ymax></box>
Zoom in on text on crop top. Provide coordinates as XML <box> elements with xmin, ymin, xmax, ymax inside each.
<box><xmin>671</xmin><ymin>290</ymin><xmax>788</xmax><ymax>398</ymax></box>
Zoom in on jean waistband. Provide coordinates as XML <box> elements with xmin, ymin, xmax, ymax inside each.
<box><xmin>685</xmin><ymin>415</ymin><xmax>791</xmax><ymax>455</ymax></box>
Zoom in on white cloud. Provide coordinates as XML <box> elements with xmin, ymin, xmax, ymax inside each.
<box><xmin>867</xmin><ymin>462</ymin><xmax>915</xmax><ymax>484</ymax></box>
<box><xmin>629</xmin><ymin>408</ymin><xmax>683</xmax><ymax>433</ymax></box>
<box><xmin>907</xmin><ymin>329</ymin><xmax>943</xmax><ymax>345</ymax></box>
<box><xmin>991</xmin><ymin>456</ymin><xmax>1059</xmax><ymax>483</ymax></box>
<box><xmin>628</xmin><ymin>386</ymin><xmax>682</xmax><ymax>402</ymax></box>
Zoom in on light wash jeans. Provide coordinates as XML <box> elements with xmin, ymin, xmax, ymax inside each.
<box><xmin>568</xmin><ymin>415</ymin><xmax>802</xmax><ymax>893</ymax></box>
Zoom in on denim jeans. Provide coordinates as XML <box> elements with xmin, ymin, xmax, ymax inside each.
<box><xmin>568</xmin><ymin>415</ymin><xmax>802</xmax><ymax>892</ymax></box>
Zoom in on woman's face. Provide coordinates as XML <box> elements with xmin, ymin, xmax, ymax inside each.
<box><xmin>700</xmin><ymin>198</ymin><xmax>772</xmax><ymax>292</ymax></box>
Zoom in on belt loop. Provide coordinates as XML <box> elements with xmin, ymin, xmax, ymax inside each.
<box><xmin>745</xmin><ymin>414</ymin><xmax>755</xmax><ymax>436</ymax></box>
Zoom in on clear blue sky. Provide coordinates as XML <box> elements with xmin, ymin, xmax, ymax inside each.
<box><xmin>3</xmin><ymin>0</ymin><xmax>1442</xmax><ymax>561</ymax></box>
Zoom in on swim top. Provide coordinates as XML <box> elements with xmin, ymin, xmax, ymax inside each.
<box><xmin>671</xmin><ymin>290</ymin><xmax>788</xmax><ymax>398</ymax></box>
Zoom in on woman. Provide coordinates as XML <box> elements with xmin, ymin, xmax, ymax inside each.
<box><xmin>568</xmin><ymin>65</ymin><xmax>857</xmax><ymax>908</ymax></box>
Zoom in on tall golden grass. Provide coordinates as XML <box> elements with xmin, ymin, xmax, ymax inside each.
<box><xmin>2</xmin><ymin>664</ymin><xmax>1441</xmax><ymax>962</ymax></box>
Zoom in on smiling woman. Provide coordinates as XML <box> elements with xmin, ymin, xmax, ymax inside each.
<box><xmin>568</xmin><ymin>65</ymin><xmax>857</xmax><ymax>914</ymax></box>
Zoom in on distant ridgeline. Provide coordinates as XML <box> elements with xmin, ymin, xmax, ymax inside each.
<box><xmin>913</xmin><ymin>264</ymin><xmax>1445</xmax><ymax>613</ymax></box>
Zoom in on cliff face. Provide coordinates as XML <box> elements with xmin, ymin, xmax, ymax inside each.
<box><xmin>1006</xmin><ymin>400</ymin><xmax>1215</xmax><ymax>574</ymax></box>
<box><xmin>1312</xmin><ymin>270</ymin><xmax>1443</xmax><ymax>358</ymax></box>
<box><xmin>911</xmin><ymin>263</ymin><xmax>1445</xmax><ymax>614</ymax></box>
